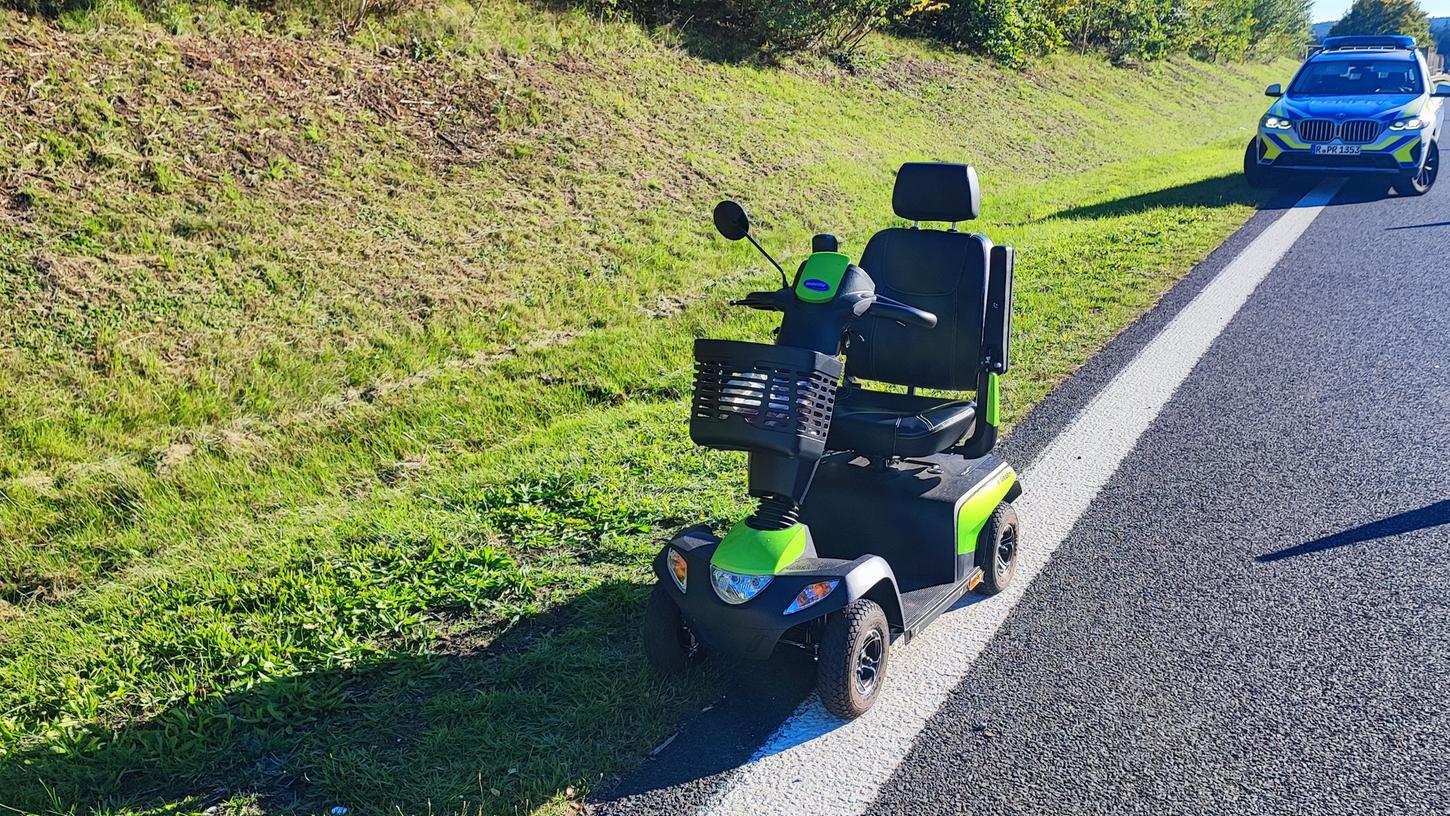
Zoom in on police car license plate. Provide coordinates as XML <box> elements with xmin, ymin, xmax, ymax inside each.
<box><xmin>1313</xmin><ymin>144</ymin><xmax>1361</xmax><ymax>156</ymax></box>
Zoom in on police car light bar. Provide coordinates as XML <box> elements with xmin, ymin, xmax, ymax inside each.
<box><xmin>1321</xmin><ymin>35</ymin><xmax>1417</xmax><ymax>51</ymax></box>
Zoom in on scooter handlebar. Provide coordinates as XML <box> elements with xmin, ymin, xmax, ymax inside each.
<box><xmin>865</xmin><ymin>295</ymin><xmax>937</xmax><ymax>329</ymax></box>
<box><xmin>729</xmin><ymin>287</ymin><xmax>936</xmax><ymax>330</ymax></box>
<box><xmin>730</xmin><ymin>290</ymin><xmax>789</xmax><ymax>311</ymax></box>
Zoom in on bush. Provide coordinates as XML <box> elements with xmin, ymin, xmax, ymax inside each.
<box><xmin>912</xmin><ymin>0</ymin><xmax>1307</xmax><ymax>66</ymax></box>
<box><xmin>747</xmin><ymin>0</ymin><xmax>943</xmax><ymax>56</ymax></box>
<box><xmin>1178</xmin><ymin>0</ymin><xmax>1257</xmax><ymax>61</ymax></box>
<box><xmin>1063</xmin><ymin>0</ymin><xmax>1190</xmax><ymax>62</ymax></box>
<box><xmin>909</xmin><ymin>0</ymin><xmax>1066</xmax><ymax>67</ymax></box>
<box><xmin>1245</xmin><ymin>0</ymin><xmax>1312</xmax><ymax>58</ymax></box>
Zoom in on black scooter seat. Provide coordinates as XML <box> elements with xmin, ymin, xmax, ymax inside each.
<box><xmin>826</xmin><ymin>387</ymin><xmax>976</xmax><ymax>458</ymax></box>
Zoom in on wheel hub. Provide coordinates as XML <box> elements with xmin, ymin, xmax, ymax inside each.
<box><xmin>855</xmin><ymin>629</ymin><xmax>883</xmax><ymax>696</ymax></box>
<box><xmin>995</xmin><ymin>526</ymin><xmax>1017</xmax><ymax>580</ymax></box>
<box><xmin>1417</xmin><ymin>147</ymin><xmax>1438</xmax><ymax>188</ymax></box>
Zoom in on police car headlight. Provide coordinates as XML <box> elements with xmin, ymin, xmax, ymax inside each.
<box><xmin>1389</xmin><ymin>117</ymin><xmax>1426</xmax><ymax>131</ymax></box>
<box><xmin>1261</xmin><ymin>116</ymin><xmax>1293</xmax><ymax>130</ymax></box>
<box><xmin>710</xmin><ymin>566</ymin><xmax>772</xmax><ymax>604</ymax></box>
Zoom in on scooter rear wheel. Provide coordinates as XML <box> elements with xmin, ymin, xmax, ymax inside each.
<box><xmin>643</xmin><ymin>584</ymin><xmax>701</xmax><ymax>674</ymax></box>
<box><xmin>975</xmin><ymin>501</ymin><xmax>1020</xmax><ymax>596</ymax></box>
<box><xmin>818</xmin><ymin>599</ymin><xmax>890</xmax><ymax>719</ymax></box>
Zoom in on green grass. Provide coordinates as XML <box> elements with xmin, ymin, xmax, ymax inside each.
<box><xmin>0</xmin><ymin>3</ymin><xmax>1294</xmax><ymax>813</ymax></box>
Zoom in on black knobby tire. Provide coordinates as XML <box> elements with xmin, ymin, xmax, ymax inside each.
<box><xmin>975</xmin><ymin>501</ymin><xmax>1020</xmax><ymax>596</ymax></box>
<box><xmin>1243</xmin><ymin>137</ymin><xmax>1277</xmax><ymax>189</ymax></box>
<box><xmin>1393</xmin><ymin>140</ymin><xmax>1439</xmax><ymax>197</ymax></box>
<box><xmin>642</xmin><ymin>584</ymin><xmax>700</xmax><ymax>674</ymax></box>
<box><xmin>817</xmin><ymin>598</ymin><xmax>890</xmax><ymax>719</ymax></box>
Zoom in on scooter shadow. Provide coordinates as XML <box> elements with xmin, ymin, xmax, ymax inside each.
<box><xmin>715</xmin><ymin>586</ymin><xmax>997</xmax><ymax>761</ymax></box>
<box><xmin>593</xmin><ymin>648</ymin><xmax>819</xmax><ymax>805</ymax></box>
<box><xmin>596</xmin><ymin>582</ymin><xmax>1002</xmax><ymax>808</ymax></box>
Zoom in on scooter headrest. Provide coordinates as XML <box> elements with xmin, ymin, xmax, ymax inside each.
<box><xmin>891</xmin><ymin>162</ymin><xmax>980</xmax><ymax>223</ymax></box>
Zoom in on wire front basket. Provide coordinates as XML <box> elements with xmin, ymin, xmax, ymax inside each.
<box><xmin>690</xmin><ymin>339</ymin><xmax>843</xmax><ymax>461</ymax></box>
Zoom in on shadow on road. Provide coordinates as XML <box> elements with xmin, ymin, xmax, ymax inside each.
<box><xmin>1257</xmin><ymin>499</ymin><xmax>1450</xmax><ymax>563</ymax></box>
<box><xmin>1261</xmin><ymin>174</ymin><xmax>1421</xmax><ymax>209</ymax></box>
<box><xmin>1327</xmin><ymin>176</ymin><xmax>1415</xmax><ymax>205</ymax></box>
<box><xmin>1385</xmin><ymin>220</ymin><xmax>1450</xmax><ymax>231</ymax></box>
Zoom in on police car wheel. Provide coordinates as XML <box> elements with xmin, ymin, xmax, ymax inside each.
<box><xmin>1243</xmin><ymin>138</ymin><xmax>1277</xmax><ymax>189</ymax></box>
<box><xmin>1393</xmin><ymin>140</ymin><xmax>1438</xmax><ymax>197</ymax></box>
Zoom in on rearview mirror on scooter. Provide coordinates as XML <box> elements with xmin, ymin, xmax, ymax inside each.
<box><xmin>713</xmin><ymin>199</ymin><xmax>788</xmax><ymax>287</ymax></box>
<box><xmin>713</xmin><ymin>200</ymin><xmax>751</xmax><ymax>240</ymax></box>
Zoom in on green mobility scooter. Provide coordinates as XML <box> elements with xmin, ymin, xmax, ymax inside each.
<box><xmin>644</xmin><ymin>162</ymin><xmax>1023</xmax><ymax>718</ymax></box>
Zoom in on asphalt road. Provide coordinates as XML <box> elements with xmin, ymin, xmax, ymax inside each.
<box><xmin>593</xmin><ymin>175</ymin><xmax>1450</xmax><ymax>815</ymax></box>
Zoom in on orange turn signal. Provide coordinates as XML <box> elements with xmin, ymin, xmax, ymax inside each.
<box><xmin>667</xmin><ymin>549</ymin><xmax>688</xmax><ymax>592</ymax></box>
<box><xmin>784</xmin><ymin>579</ymin><xmax>839</xmax><ymax>614</ymax></box>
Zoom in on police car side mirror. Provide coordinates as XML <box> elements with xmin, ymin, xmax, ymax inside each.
<box><xmin>1434</xmin><ymin>83</ymin><xmax>1450</xmax><ymax>97</ymax></box>
<box><xmin>1265</xmin><ymin>83</ymin><xmax>1283</xmax><ymax>97</ymax></box>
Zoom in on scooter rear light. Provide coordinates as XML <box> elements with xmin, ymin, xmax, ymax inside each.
<box><xmin>784</xmin><ymin>579</ymin><xmax>839</xmax><ymax>614</ymax></box>
<box><xmin>667</xmin><ymin>549</ymin><xmax>688</xmax><ymax>592</ymax></box>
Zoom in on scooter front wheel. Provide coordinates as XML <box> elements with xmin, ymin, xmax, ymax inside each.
<box><xmin>818</xmin><ymin>599</ymin><xmax>890</xmax><ymax>719</ymax></box>
<box><xmin>643</xmin><ymin>584</ymin><xmax>701</xmax><ymax>674</ymax></box>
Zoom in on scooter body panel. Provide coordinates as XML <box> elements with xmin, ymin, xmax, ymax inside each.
<box><xmin>652</xmin><ymin>452</ymin><xmax>1019</xmax><ymax>661</ymax></box>
<box><xmin>801</xmin><ymin>451</ymin><xmax>1017</xmax><ymax>593</ymax></box>
<box><xmin>654</xmin><ymin>526</ymin><xmax>901</xmax><ymax>661</ymax></box>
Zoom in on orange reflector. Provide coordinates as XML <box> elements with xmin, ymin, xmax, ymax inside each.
<box><xmin>966</xmin><ymin>568</ymin><xmax>983</xmax><ymax>591</ymax></box>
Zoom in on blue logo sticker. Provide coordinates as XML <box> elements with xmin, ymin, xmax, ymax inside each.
<box><xmin>803</xmin><ymin>278</ymin><xmax>831</xmax><ymax>292</ymax></box>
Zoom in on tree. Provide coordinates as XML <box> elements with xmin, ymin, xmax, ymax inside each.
<box><xmin>1329</xmin><ymin>0</ymin><xmax>1430</xmax><ymax>46</ymax></box>
<box><xmin>1249</xmin><ymin>0</ymin><xmax>1312</xmax><ymax>55</ymax></box>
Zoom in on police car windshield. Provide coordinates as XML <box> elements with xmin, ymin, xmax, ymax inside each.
<box><xmin>1290</xmin><ymin>58</ymin><xmax>1423</xmax><ymax>95</ymax></box>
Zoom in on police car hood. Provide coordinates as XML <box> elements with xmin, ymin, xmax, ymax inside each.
<box><xmin>1276</xmin><ymin>94</ymin><xmax>1423</xmax><ymax>122</ymax></box>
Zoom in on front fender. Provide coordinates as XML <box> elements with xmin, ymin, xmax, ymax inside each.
<box><xmin>828</xmin><ymin>555</ymin><xmax>904</xmax><ymax>631</ymax></box>
<box><xmin>652</xmin><ymin>528</ymin><xmax>905</xmax><ymax>657</ymax></box>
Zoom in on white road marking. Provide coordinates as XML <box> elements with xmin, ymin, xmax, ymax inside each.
<box><xmin>701</xmin><ymin>178</ymin><xmax>1344</xmax><ymax>816</ymax></box>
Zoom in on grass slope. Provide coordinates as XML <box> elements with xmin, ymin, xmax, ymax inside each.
<box><xmin>0</xmin><ymin>4</ymin><xmax>1290</xmax><ymax>813</ymax></box>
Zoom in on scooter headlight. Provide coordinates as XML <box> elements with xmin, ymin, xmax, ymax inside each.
<box><xmin>710</xmin><ymin>565</ymin><xmax>773</xmax><ymax>605</ymax></box>
<box><xmin>667</xmin><ymin>548</ymin><xmax>688</xmax><ymax>593</ymax></box>
<box><xmin>1390</xmin><ymin>116</ymin><xmax>1426</xmax><ymax>131</ymax></box>
<box><xmin>784</xmin><ymin>579</ymin><xmax>839</xmax><ymax>614</ymax></box>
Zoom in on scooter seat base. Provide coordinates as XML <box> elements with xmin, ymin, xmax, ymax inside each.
<box><xmin>826</xmin><ymin>387</ymin><xmax>976</xmax><ymax>458</ymax></box>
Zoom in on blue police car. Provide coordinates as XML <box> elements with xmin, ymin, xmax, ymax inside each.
<box><xmin>1245</xmin><ymin>35</ymin><xmax>1450</xmax><ymax>195</ymax></box>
